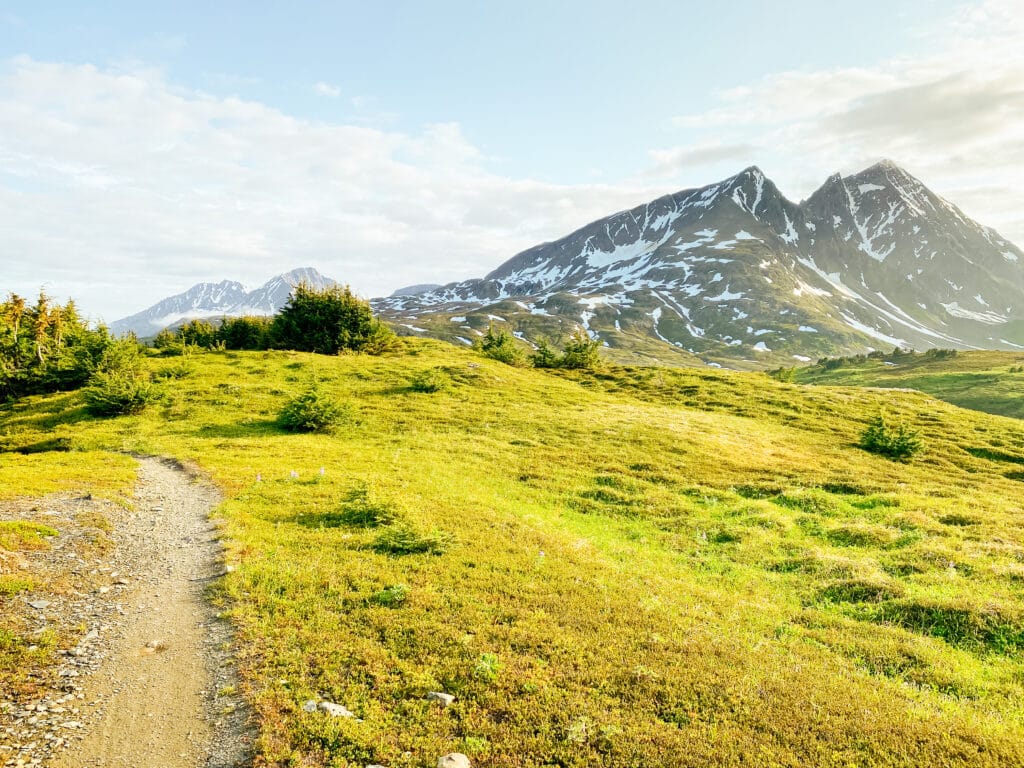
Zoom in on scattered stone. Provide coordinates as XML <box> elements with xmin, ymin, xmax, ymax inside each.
<box><xmin>301</xmin><ymin>700</ymin><xmax>317</xmax><ymax>713</ymax></box>
<box><xmin>437</xmin><ymin>754</ymin><xmax>471</xmax><ymax>768</ymax></box>
<box><xmin>143</xmin><ymin>639</ymin><xmax>168</xmax><ymax>653</ymax></box>
<box><xmin>318</xmin><ymin>701</ymin><xmax>355</xmax><ymax>718</ymax></box>
<box><xmin>27</xmin><ymin>601</ymin><xmax>50</xmax><ymax>611</ymax></box>
<box><xmin>426</xmin><ymin>692</ymin><xmax>455</xmax><ymax>708</ymax></box>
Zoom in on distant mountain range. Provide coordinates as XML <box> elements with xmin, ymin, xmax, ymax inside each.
<box><xmin>112</xmin><ymin>162</ymin><xmax>1024</xmax><ymax>365</ymax></box>
<box><xmin>109</xmin><ymin>267</ymin><xmax>336</xmax><ymax>337</ymax></box>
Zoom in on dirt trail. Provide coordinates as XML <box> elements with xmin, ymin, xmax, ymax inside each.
<box><xmin>43</xmin><ymin>457</ymin><xmax>250</xmax><ymax>768</ymax></box>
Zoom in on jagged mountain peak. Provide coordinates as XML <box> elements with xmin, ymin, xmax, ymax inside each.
<box><xmin>376</xmin><ymin>161</ymin><xmax>1024</xmax><ymax>364</ymax></box>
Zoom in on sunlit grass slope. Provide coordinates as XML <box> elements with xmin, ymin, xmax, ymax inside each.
<box><xmin>3</xmin><ymin>340</ymin><xmax>1024</xmax><ymax>766</ymax></box>
<box><xmin>795</xmin><ymin>350</ymin><xmax>1024</xmax><ymax>420</ymax></box>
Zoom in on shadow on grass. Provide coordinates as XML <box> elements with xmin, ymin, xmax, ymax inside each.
<box><xmin>966</xmin><ymin>446</ymin><xmax>1024</xmax><ymax>465</ymax></box>
<box><xmin>192</xmin><ymin>419</ymin><xmax>283</xmax><ymax>439</ymax></box>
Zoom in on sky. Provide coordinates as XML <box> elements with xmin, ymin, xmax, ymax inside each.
<box><xmin>2</xmin><ymin>0</ymin><xmax>1022</xmax><ymax>323</ymax></box>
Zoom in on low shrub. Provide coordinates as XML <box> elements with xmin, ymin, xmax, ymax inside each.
<box><xmin>472</xmin><ymin>652</ymin><xmax>502</xmax><ymax>683</ymax></box>
<box><xmin>83</xmin><ymin>371</ymin><xmax>164</xmax><ymax>416</ymax></box>
<box><xmin>371</xmin><ymin>524</ymin><xmax>452</xmax><ymax>555</ymax></box>
<box><xmin>859</xmin><ymin>415</ymin><xmax>921</xmax><ymax>461</ymax></box>
<box><xmin>83</xmin><ymin>342</ymin><xmax>165</xmax><ymax>416</ymax></box>
<box><xmin>278</xmin><ymin>381</ymin><xmax>351</xmax><ymax>433</ymax></box>
<box><xmin>336</xmin><ymin>487</ymin><xmax>398</xmax><ymax>527</ymax></box>
<box><xmin>152</xmin><ymin>360</ymin><xmax>195</xmax><ymax>380</ymax></box>
<box><xmin>409</xmin><ymin>368</ymin><xmax>451</xmax><ymax>393</ymax></box>
<box><xmin>368</xmin><ymin>584</ymin><xmax>409</xmax><ymax>608</ymax></box>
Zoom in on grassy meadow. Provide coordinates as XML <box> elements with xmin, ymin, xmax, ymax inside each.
<box><xmin>2</xmin><ymin>340</ymin><xmax>1024</xmax><ymax>766</ymax></box>
<box><xmin>794</xmin><ymin>349</ymin><xmax>1024</xmax><ymax>420</ymax></box>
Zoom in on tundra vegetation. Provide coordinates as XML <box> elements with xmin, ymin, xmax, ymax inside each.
<box><xmin>2</xmin><ymin>306</ymin><xmax>1024</xmax><ymax>765</ymax></box>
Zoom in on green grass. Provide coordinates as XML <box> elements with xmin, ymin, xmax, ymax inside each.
<box><xmin>0</xmin><ymin>520</ymin><xmax>58</xmax><ymax>550</ymax></box>
<box><xmin>2</xmin><ymin>340</ymin><xmax>1024</xmax><ymax>766</ymax></box>
<box><xmin>795</xmin><ymin>349</ymin><xmax>1024</xmax><ymax>419</ymax></box>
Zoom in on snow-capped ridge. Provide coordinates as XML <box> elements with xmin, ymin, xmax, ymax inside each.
<box><xmin>111</xmin><ymin>267</ymin><xmax>338</xmax><ymax>336</ymax></box>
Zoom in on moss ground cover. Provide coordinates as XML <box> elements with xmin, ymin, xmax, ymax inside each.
<box><xmin>2</xmin><ymin>340</ymin><xmax>1024</xmax><ymax>765</ymax></box>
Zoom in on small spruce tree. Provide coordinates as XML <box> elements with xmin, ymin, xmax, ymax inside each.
<box><xmin>476</xmin><ymin>324</ymin><xmax>524</xmax><ymax>366</ymax></box>
<box><xmin>559</xmin><ymin>329</ymin><xmax>602</xmax><ymax>370</ymax></box>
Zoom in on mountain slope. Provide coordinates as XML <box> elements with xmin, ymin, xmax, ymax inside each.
<box><xmin>375</xmin><ymin>162</ymin><xmax>1024</xmax><ymax>366</ymax></box>
<box><xmin>111</xmin><ymin>267</ymin><xmax>336</xmax><ymax>336</ymax></box>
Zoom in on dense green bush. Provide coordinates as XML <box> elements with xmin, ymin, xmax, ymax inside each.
<box><xmin>83</xmin><ymin>371</ymin><xmax>164</xmax><ymax>416</ymax></box>
<box><xmin>770</xmin><ymin>366</ymin><xmax>797</xmax><ymax>382</ymax></box>
<box><xmin>271</xmin><ymin>283</ymin><xmax>397</xmax><ymax>355</ymax></box>
<box><xmin>859</xmin><ymin>415</ymin><xmax>922</xmax><ymax>461</ymax></box>
<box><xmin>82</xmin><ymin>340</ymin><xmax>164</xmax><ymax>416</ymax></box>
<box><xmin>476</xmin><ymin>324</ymin><xmax>524</xmax><ymax>366</ymax></box>
<box><xmin>218</xmin><ymin>316</ymin><xmax>273</xmax><ymax>350</ymax></box>
<box><xmin>367</xmin><ymin>584</ymin><xmax>409</xmax><ymax>608</ymax></box>
<box><xmin>277</xmin><ymin>381</ymin><xmax>351</xmax><ymax>432</ymax></box>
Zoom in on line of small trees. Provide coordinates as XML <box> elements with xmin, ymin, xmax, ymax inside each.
<box><xmin>476</xmin><ymin>325</ymin><xmax>602</xmax><ymax>370</ymax></box>
<box><xmin>0</xmin><ymin>292</ymin><xmax>116</xmax><ymax>399</ymax></box>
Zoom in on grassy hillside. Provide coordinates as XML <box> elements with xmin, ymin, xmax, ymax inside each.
<box><xmin>3</xmin><ymin>340</ymin><xmax>1024</xmax><ymax>766</ymax></box>
<box><xmin>794</xmin><ymin>349</ymin><xmax>1024</xmax><ymax>420</ymax></box>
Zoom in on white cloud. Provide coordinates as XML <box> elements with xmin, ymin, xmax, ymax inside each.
<box><xmin>313</xmin><ymin>81</ymin><xmax>341</xmax><ymax>98</ymax></box>
<box><xmin>658</xmin><ymin>0</ymin><xmax>1024</xmax><ymax>238</ymax></box>
<box><xmin>0</xmin><ymin>57</ymin><xmax>659</xmax><ymax>321</ymax></box>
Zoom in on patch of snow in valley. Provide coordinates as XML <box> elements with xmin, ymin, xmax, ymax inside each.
<box><xmin>940</xmin><ymin>302</ymin><xmax>1007</xmax><ymax>324</ymax></box>
<box><xmin>1004</xmin><ymin>251</ymin><xmax>1019</xmax><ymax>262</ymax></box>
<box><xmin>792</xmin><ymin>280</ymin><xmax>831</xmax><ymax>298</ymax></box>
<box><xmin>752</xmin><ymin>341</ymin><xmax>771</xmax><ymax>352</ymax></box>
<box><xmin>798</xmin><ymin>325</ymin><xmax>818</xmax><ymax>332</ymax></box>
<box><xmin>706</xmin><ymin>287</ymin><xmax>745</xmax><ymax>302</ymax></box>
<box><xmin>792</xmin><ymin>355</ymin><xmax>812</xmax><ymax>362</ymax></box>
<box><xmin>450</xmin><ymin>316</ymin><xmax>467</xmax><ymax>322</ymax></box>
<box><xmin>780</xmin><ymin>212</ymin><xmax>800</xmax><ymax>244</ymax></box>
<box><xmin>838</xmin><ymin>313</ymin><xmax>907</xmax><ymax>347</ymax></box>
<box><xmin>858</xmin><ymin>183</ymin><xmax>885</xmax><ymax>193</ymax></box>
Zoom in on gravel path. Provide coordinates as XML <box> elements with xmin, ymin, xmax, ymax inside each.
<box><xmin>0</xmin><ymin>457</ymin><xmax>251</xmax><ymax>767</ymax></box>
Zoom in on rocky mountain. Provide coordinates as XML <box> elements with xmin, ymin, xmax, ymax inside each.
<box><xmin>390</xmin><ymin>283</ymin><xmax>443</xmax><ymax>297</ymax></box>
<box><xmin>111</xmin><ymin>267</ymin><xmax>336</xmax><ymax>337</ymax></box>
<box><xmin>374</xmin><ymin>161</ymin><xmax>1024</xmax><ymax>367</ymax></box>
